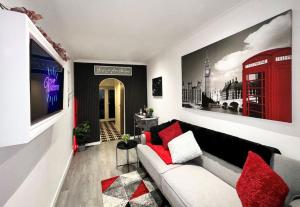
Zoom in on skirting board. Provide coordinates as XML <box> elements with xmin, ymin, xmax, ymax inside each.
<box><xmin>85</xmin><ymin>140</ymin><xmax>102</xmax><ymax>146</ymax></box>
<box><xmin>50</xmin><ymin>151</ymin><xmax>73</xmax><ymax>207</ymax></box>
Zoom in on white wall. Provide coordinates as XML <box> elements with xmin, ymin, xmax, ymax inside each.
<box><xmin>0</xmin><ymin>61</ymin><xmax>74</xmax><ymax>207</ymax></box>
<box><xmin>147</xmin><ymin>0</ymin><xmax>300</xmax><ymax>160</ymax></box>
<box><xmin>115</xmin><ymin>81</ymin><xmax>125</xmax><ymax>132</ymax></box>
<box><xmin>115</xmin><ymin>82</ymin><xmax>121</xmax><ymax>131</ymax></box>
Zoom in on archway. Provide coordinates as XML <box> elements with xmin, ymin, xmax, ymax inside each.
<box><xmin>99</xmin><ymin>78</ymin><xmax>125</xmax><ymax>141</ymax></box>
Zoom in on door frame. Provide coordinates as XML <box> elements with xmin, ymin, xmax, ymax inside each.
<box><xmin>99</xmin><ymin>78</ymin><xmax>126</xmax><ymax>134</ymax></box>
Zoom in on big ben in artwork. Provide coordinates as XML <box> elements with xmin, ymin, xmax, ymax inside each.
<box><xmin>204</xmin><ymin>53</ymin><xmax>211</xmax><ymax>98</ymax></box>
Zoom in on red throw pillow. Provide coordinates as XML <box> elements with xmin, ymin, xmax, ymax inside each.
<box><xmin>158</xmin><ymin>121</ymin><xmax>183</xmax><ymax>149</ymax></box>
<box><xmin>144</xmin><ymin>131</ymin><xmax>152</xmax><ymax>143</ymax></box>
<box><xmin>146</xmin><ymin>142</ymin><xmax>173</xmax><ymax>164</ymax></box>
<box><xmin>236</xmin><ymin>151</ymin><xmax>289</xmax><ymax>207</ymax></box>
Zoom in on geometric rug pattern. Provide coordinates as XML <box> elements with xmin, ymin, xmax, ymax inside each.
<box><xmin>100</xmin><ymin>121</ymin><xmax>122</xmax><ymax>142</ymax></box>
<box><xmin>101</xmin><ymin>169</ymin><xmax>169</xmax><ymax>207</ymax></box>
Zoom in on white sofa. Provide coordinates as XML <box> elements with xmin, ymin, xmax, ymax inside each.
<box><xmin>137</xmin><ymin>134</ymin><xmax>300</xmax><ymax>207</ymax></box>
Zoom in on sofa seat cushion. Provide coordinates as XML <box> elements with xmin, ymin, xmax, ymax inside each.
<box><xmin>289</xmin><ymin>199</ymin><xmax>300</xmax><ymax>207</ymax></box>
<box><xmin>146</xmin><ymin>142</ymin><xmax>172</xmax><ymax>164</ymax></box>
<box><xmin>137</xmin><ymin>144</ymin><xmax>180</xmax><ymax>190</ymax></box>
<box><xmin>161</xmin><ymin>165</ymin><xmax>242</xmax><ymax>207</ymax></box>
<box><xmin>271</xmin><ymin>154</ymin><xmax>300</xmax><ymax>205</ymax></box>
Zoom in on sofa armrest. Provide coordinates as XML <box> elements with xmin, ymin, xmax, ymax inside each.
<box><xmin>289</xmin><ymin>199</ymin><xmax>300</xmax><ymax>207</ymax></box>
<box><xmin>140</xmin><ymin>134</ymin><xmax>147</xmax><ymax>145</ymax></box>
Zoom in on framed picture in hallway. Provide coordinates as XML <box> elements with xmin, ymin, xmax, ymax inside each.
<box><xmin>152</xmin><ymin>77</ymin><xmax>162</xmax><ymax>96</ymax></box>
<box><xmin>181</xmin><ymin>10</ymin><xmax>292</xmax><ymax>123</ymax></box>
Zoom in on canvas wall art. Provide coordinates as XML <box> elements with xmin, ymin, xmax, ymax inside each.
<box><xmin>153</xmin><ymin>77</ymin><xmax>162</xmax><ymax>96</ymax></box>
<box><xmin>182</xmin><ymin>10</ymin><xmax>292</xmax><ymax>123</ymax></box>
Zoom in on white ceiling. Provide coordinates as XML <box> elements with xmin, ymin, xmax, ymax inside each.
<box><xmin>3</xmin><ymin>0</ymin><xmax>244</xmax><ymax>63</ymax></box>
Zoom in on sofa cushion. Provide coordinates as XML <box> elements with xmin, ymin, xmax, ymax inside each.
<box><xmin>174</xmin><ymin>119</ymin><xmax>281</xmax><ymax>168</ymax></box>
<box><xmin>200</xmin><ymin>152</ymin><xmax>242</xmax><ymax>188</ymax></box>
<box><xmin>158</xmin><ymin>121</ymin><xmax>183</xmax><ymax>149</ymax></box>
<box><xmin>146</xmin><ymin>142</ymin><xmax>172</xmax><ymax>164</ymax></box>
<box><xmin>236</xmin><ymin>151</ymin><xmax>289</xmax><ymax>207</ymax></box>
<box><xmin>289</xmin><ymin>199</ymin><xmax>300</xmax><ymax>207</ymax></box>
<box><xmin>168</xmin><ymin>130</ymin><xmax>202</xmax><ymax>163</ymax></box>
<box><xmin>150</xmin><ymin>120</ymin><xmax>176</xmax><ymax>145</ymax></box>
<box><xmin>162</xmin><ymin>165</ymin><xmax>242</xmax><ymax>207</ymax></box>
<box><xmin>271</xmin><ymin>154</ymin><xmax>300</xmax><ymax>205</ymax></box>
<box><xmin>144</xmin><ymin>131</ymin><xmax>152</xmax><ymax>143</ymax></box>
<box><xmin>144</xmin><ymin>131</ymin><xmax>173</xmax><ymax>164</ymax></box>
<box><xmin>137</xmin><ymin>144</ymin><xmax>180</xmax><ymax>190</ymax></box>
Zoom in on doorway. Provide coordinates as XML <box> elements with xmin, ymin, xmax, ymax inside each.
<box><xmin>99</xmin><ymin>78</ymin><xmax>125</xmax><ymax>142</ymax></box>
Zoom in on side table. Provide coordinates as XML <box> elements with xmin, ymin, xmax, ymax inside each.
<box><xmin>116</xmin><ymin>140</ymin><xmax>139</xmax><ymax>172</ymax></box>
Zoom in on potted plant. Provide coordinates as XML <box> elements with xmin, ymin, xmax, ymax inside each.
<box><xmin>146</xmin><ymin>108</ymin><xmax>154</xmax><ymax>118</ymax></box>
<box><xmin>121</xmin><ymin>134</ymin><xmax>130</xmax><ymax>144</ymax></box>
<box><xmin>73</xmin><ymin>121</ymin><xmax>90</xmax><ymax>151</ymax></box>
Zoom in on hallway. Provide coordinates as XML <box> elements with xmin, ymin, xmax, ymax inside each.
<box><xmin>100</xmin><ymin>121</ymin><xmax>122</xmax><ymax>142</ymax></box>
<box><xmin>99</xmin><ymin>78</ymin><xmax>125</xmax><ymax>142</ymax></box>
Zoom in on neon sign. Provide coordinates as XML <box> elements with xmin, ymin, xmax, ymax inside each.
<box><xmin>44</xmin><ymin>77</ymin><xmax>60</xmax><ymax>92</ymax></box>
<box><xmin>44</xmin><ymin>67</ymin><xmax>61</xmax><ymax>105</ymax></box>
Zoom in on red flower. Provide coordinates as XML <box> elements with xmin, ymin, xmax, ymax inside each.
<box><xmin>10</xmin><ymin>6</ymin><xmax>70</xmax><ymax>61</ymax></box>
<box><xmin>10</xmin><ymin>7</ymin><xmax>42</xmax><ymax>23</ymax></box>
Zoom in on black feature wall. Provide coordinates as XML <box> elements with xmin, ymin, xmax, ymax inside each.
<box><xmin>74</xmin><ymin>62</ymin><xmax>147</xmax><ymax>144</ymax></box>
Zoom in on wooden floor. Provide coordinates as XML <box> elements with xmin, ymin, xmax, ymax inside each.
<box><xmin>55</xmin><ymin>140</ymin><xmax>138</xmax><ymax>207</ymax></box>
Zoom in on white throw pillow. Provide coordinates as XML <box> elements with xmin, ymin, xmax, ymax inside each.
<box><xmin>168</xmin><ymin>130</ymin><xmax>203</xmax><ymax>164</ymax></box>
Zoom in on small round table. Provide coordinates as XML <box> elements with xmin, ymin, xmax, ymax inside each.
<box><xmin>116</xmin><ymin>140</ymin><xmax>139</xmax><ymax>172</ymax></box>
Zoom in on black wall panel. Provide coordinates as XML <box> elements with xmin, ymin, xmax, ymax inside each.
<box><xmin>74</xmin><ymin>62</ymin><xmax>147</xmax><ymax>144</ymax></box>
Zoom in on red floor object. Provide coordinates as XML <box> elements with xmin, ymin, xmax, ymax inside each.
<box><xmin>101</xmin><ymin>170</ymin><xmax>169</xmax><ymax>206</ymax></box>
<box><xmin>130</xmin><ymin>181</ymin><xmax>149</xmax><ymax>200</ymax></box>
<box><xmin>101</xmin><ymin>176</ymin><xmax>119</xmax><ymax>192</ymax></box>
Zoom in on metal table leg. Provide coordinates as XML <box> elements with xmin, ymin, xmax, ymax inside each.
<box><xmin>116</xmin><ymin>146</ymin><xmax>118</xmax><ymax>167</ymax></box>
<box><xmin>135</xmin><ymin>147</ymin><xmax>139</xmax><ymax>168</ymax></box>
<box><xmin>116</xmin><ymin>141</ymin><xmax>139</xmax><ymax>171</ymax></box>
<box><xmin>127</xmin><ymin>149</ymin><xmax>129</xmax><ymax>172</ymax></box>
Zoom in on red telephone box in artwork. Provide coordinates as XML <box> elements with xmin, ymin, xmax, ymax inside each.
<box><xmin>242</xmin><ymin>47</ymin><xmax>292</xmax><ymax>123</ymax></box>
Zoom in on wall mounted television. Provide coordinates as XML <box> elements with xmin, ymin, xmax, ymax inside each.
<box><xmin>30</xmin><ymin>39</ymin><xmax>64</xmax><ymax>124</ymax></box>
